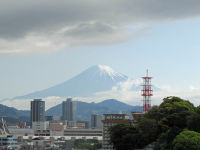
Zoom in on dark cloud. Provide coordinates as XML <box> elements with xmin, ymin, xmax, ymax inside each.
<box><xmin>0</xmin><ymin>0</ymin><xmax>200</xmax><ymax>53</ymax></box>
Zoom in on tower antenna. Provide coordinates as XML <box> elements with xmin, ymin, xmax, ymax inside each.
<box><xmin>141</xmin><ymin>69</ymin><xmax>153</xmax><ymax>113</ymax></box>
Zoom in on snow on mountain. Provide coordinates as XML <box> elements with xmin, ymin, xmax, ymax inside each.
<box><xmin>1</xmin><ymin>65</ymin><xmax>162</xmax><ymax>110</ymax></box>
<box><xmin>12</xmin><ymin>65</ymin><xmax>128</xmax><ymax>99</ymax></box>
<box><xmin>98</xmin><ymin>65</ymin><xmax>126</xmax><ymax>80</ymax></box>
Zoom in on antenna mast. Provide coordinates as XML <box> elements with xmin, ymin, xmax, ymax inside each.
<box><xmin>141</xmin><ymin>69</ymin><xmax>153</xmax><ymax>113</ymax></box>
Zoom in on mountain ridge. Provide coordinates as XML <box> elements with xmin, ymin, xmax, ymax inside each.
<box><xmin>12</xmin><ymin>65</ymin><xmax>128</xmax><ymax>99</ymax></box>
<box><xmin>46</xmin><ymin>99</ymin><xmax>142</xmax><ymax>121</ymax></box>
<box><xmin>0</xmin><ymin>104</ymin><xmax>30</xmax><ymax>124</ymax></box>
<box><xmin>0</xmin><ymin>99</ymin><xmax>142</xmax><ymax>124</ymax></box>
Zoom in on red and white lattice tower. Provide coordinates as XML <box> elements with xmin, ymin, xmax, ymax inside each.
<box><xmin>141</xmin><ymin>70</ymin><xmax>153</xmax><ymax>113</ymax></box>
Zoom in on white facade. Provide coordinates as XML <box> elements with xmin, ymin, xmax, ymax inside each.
<box><xmin>32</xmin><ymin>121</ymin><xmax>49</xmax><ymax>131</ymax></box>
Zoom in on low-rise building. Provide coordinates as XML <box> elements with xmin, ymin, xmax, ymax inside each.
<box><xmin>34</xmin><ymin>130</ymin><xmax>50</xmax><ymax>136</ymax></box>
<box><xmin>76</xmin><ymin>122</ymin><xmax>86</xmax><ymax>129</ymax></box>
<box><xmin>76</xmin><ymin>121</ymin><xmax>90</xmax><ymax>129</ymax></box>
<box><xmin>50</xmin><ymin>122</ymin><xmax>66</xmax><ymax>136</ymax></box>
<box><xmin>64</xmin><ymin>129</ymin><xmax>102</xmax><ymax>138</ymax></box>
<box><xmin>0</xmin><ymin>135</ymin><xmax>18</xmax><ymax>149</ymax></box>
<box><xmin>32</xmin><ymin>121</ymin><xmax>49</xmax><ymax>132</ymax></box>
<box><xmin>8</xmin><ymin>128</ymin><xmax>34</xmax><ymax>136</ymax></box>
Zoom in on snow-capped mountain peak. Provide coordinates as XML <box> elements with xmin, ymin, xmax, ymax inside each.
<box><xmin>98</xmin><ymin>65</ymin><xmax>115</xmax><ymax>73</ymax></box>
<box><xmin>11</xmin><ymin>65</ymin><xmax>128</xmax><ymax>99</ymax></box>
<box><xmin>97</xmin><ymin>65</ymin><xmax>126</xmax><ymax>80</ymax></box>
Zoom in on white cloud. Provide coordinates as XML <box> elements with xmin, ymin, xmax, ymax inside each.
<box><xmin>112</xmin><ymin>78</ymin><xmax>142</xmax><ymax>91</ymax></box>
<box><xmin>2</xmin><ymin>82</ymin><xmax>200</xmax><ymax>110</ymax></box>
<box><xmin>189</xmin><ymin>85</ymin><xmax>200</xmax><ymax>92</ymax></box>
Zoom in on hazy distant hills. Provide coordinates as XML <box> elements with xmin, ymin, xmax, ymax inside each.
<box><xmin>12</xmin><ymin>65</ymin><xmax>129</xmax><ymax>99</ymax></box>
<box><xmin>0</xmin><ymin>104</ymin><xmax>29</xmax><ymax>124</ymax></box>
<box><xmin>0</xmin><ymin>99</ymin><xmax>142</xmax><ymax>123</ymax></box>
<box><xmin>46</xmin><ymin>99</ymin><xmax>142</xmax><ymax>121</ymax></box>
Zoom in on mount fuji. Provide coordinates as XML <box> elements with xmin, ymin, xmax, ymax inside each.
<box><xmin>12</xmin><ymin>65</ymin><xmax>129</xmax><ymax>99</ymax></box>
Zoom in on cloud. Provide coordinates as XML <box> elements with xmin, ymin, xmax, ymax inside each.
<box><xmin>2</xmin><ymin>84</ymin><xmax>200</xmax><ymax>110</ymax></box>
<box><xmin>189</xmin><ymin>85</ymin><xmax>200</xmax><ymax>92</ymax></box>
<box><xmin>112</xmin><ymin>78</ymin><xmax>142</xmax><ymax>91</ymax></box>
<box><xmin>1</xmin><ymin>0</ymin><xmax>200</xmax><ymax>54</ymax></box>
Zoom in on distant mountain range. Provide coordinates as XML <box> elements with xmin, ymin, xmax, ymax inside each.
<box><xmin>0</xmin><ymin>99</ymin><xmax>142</xmax><ymax>124</ymax></box>
<box><xmin>0</xmin><ymin>104</ymin><xmax>29</xmax><ymax>124</ymax></box>
<box><xmin>11</xmin><ymin>65</ymin><xmax>139</xmax><ymax>99</ymax></box>
<box><xmin>46</xmin><ymin>99</ymin><xmax>142</xmax><ymax>121</ymax></box>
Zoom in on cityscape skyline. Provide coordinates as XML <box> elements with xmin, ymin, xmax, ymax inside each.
<box><xmin>1</xmin><ymin>1</ymin><xmax>199</xmax><ymax>149</ymax></box>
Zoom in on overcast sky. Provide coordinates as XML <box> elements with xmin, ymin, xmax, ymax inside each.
<box><xmin>1</xmin><ymin>0</ymin><xmax>200</xmax><ymax>107</ymax></box>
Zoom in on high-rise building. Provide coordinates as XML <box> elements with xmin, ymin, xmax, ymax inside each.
<box><xmin>62</xmin><ymin>98</ymin><xmax>76</xmax><ymax>122</ymax></box>
<box><xmin>30</xmin><ymin>99</ymin><xmax>45</xmax><ymax>126</ymax></box>
<box><xmin>102</xmin><ymin>114</ymin><xmax>130</xmax><ymax>150</ymax></box>
<box><xmin>91</xmin><ymin>114</ymin><xmax>102</xmax><ymax>129</ymax></box>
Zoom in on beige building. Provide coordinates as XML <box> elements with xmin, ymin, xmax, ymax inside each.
<box><xmin>50</xmin><ymin>122</ymin><xmax>66</xmax><ymax>136</ymax></box>
<box><xmin>76</xmin><ymin>122</ymin><xmax>86</xmax><ymax>129</ymax></box>
<box><xmin>102</xmin><ymin>114</ymin><xmax>130</xmax><ymax>150</ymax></box>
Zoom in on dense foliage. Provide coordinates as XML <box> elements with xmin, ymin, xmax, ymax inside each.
<box><xmin>109</xmin><ymin>96</ymin><xmax>200</xmax><ymax>150</ymax></box>
<box><xmin>173</xmin><ymin>130</ymin><xmax>200</xmax><ymax>150</ymax></box>
<box><xmin>73</xmin><ymin>139</ymin><xmax>102</xmax><ymax>150</ymax></box>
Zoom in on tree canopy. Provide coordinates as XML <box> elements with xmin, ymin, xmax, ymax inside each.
<box><xmin>109</xmin><ymin>96</ymin><xmax>200</xmax><ymax>150</ymax></box>
<box><xmin>173</xmin><ymin>130</ymin><xmax>200</xmax><ymax>150</ymax></box>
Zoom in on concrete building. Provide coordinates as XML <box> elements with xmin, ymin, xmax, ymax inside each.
<box><xmin>45</xmin><ymin>116</ymin><xmax>61</xmax><ymax>122</ymax></box>
<box><xmin>62</xmin><ymin>98</ymin><xmax>76</xmax><ymax>122</ymax></box>
<box><xmin>30</xmin><ymin>99</ymin><xmax>45</xmax><ymax>126</ymax></box>
<box><xmin>91</xmin><ymin>114</ymin><xmax>102</xmax><ymax>129</ymax></box>
<box><xmin>102</xmin><ymin>114</ymin><xmax>130</xmax><ymax>150</ymax></box>
<box><xmin>76</xmin><ymin>122</ymin><xmax>86</xmax><ymax>129</ymax></box>
<box><xmin>50</xmin><ymin>122</ymin><xmax>66</xmax><ymax>136</ymax></box>
<box><xmin>64</xmin><ymin>129</ymin><xmax>102</xmax><ymax>137</ymax></box>
<box><xmin>0</xmin><ymin>118</ymin><xmax>18</xmax><ymax>149</ymax></box>
<box><xmin>32</xmin><ymin>121</ymin><xmax>49</xmax><ymax>131</ymax></box>
<box><xmin>30</xmin><ymin>99</ymin><xmax>50</xmax><ymax>136</ymax></box>
<box><xmin>64</xmin><ymin>120</ymin><xmax>76</xmax><ymax>128</ymax></box>
<box><xmin>0</xmin><ymin>135</ymin><xmax>18</xmax><ymax>149</ymax></box>
<box><xmin>8</xmin><ymin>128</ymin><xmax>34</xmax><ymax>136</ymax></box>
<box><xmin>34</xmin><ymin>130</ymin><xmax>50</xmax><ymax>136</ymax></box>
<box><xmin>76</xmin><ymin>121</ymin><xmax>90</xmax><ymax>129</ymax></box>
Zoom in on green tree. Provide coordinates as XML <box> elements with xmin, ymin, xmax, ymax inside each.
<box><xmin>74</xmin><ymin>139</ymin><xmax>102</xmax><ymax>150</ymax></box>
<box><xmin>109</xmin><ymin>96</ymin><xmax>198</xmax><ymax>150</ymax></box>
<box><xmin>158</xmin><ymin>96</ymin><xmax>194</xmax><ymax>132</ymax></box>
<box><xmin>109</xmin><ymin>122</ymin><xmax>142</xmax><ymax>150</ymax></box>
<box><xmin>158</xmin><ymin>96</ymin><xmax>194</xmax><ymax>117</ymax></box>
<box><xmin>187</xmin><ymin>111</ymin><xmax>200</xmax><ymax>132</ymax></box>
<box><xmin>173</xmin><ymin>130</ymin><xmax>200</xmax><ymax>150</ymax></box>
<box><xmin>136</xmin><ymin>117</ymin><xmax>158</xmax><ymax>145</ymax></box>
<box><xmin>154</xmin><ymin>126</ymin><xmax>182</xmax><ymax>150</ymax></box>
